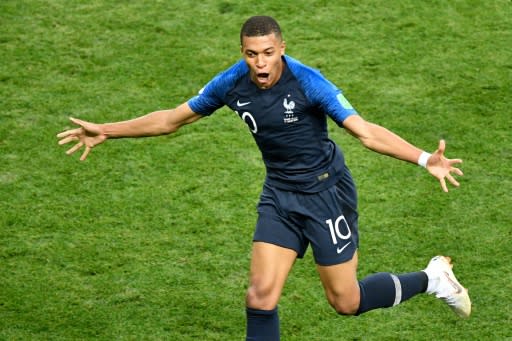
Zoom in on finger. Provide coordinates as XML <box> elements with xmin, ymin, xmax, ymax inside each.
<box><xmin>56</xmin><ymin>131</ymin><xmax>68</xmax><ymax>139</ymax></box>
<box><xmin>58</xmin><ymin>135</ymin><xmax>78</xmax><ymax>145</ymax></box>
<box><xmin>451</xmin><ymin>167</ymin><xmax>464</xmax><ymax>176</ymax></box>
<box><xmin>66</xmin><ymin>142</ymin><xmax>84</xmax><ymax>155</ymax></box>
<box><xmin>56</xmin><ymin>130</ymin><xmax>73</xmax><ymax>139</ymax></box>
<box><xmin>437</xmin><ymin>139</ymin><xmax>446</xmax><ymax>154</ymax></box>
<box><xmin>446</xmin><ymin>174</ymin><xmax>460</xmax><ymax>187</ymax></box>
<box><xmin>80</xmin><ymin>146</ymin><xmax>91</xmax><ymax>161</ymax></box>
<box><xmin>56</xmin><ymin>128</ymin><xmax>82</xmax><ymax>139</ymax></box>
<box><xmin>440</xmin><ymin>178</ymin><xmax>448</xmax><ymax>192</ymax></box>
<box><xmin>69</xmin><ymin>117</ymin><xmax>83</xmax><ymax>125</ymax></box>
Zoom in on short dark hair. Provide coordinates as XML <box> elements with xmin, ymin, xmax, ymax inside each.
<box><xmin>240</xmin><ymin>16</ymin><xmax>282</xmax><ymax>45</ymax></box>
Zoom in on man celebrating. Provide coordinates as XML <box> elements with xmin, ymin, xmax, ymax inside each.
<box><xmin>58</xmin><ymin>16</ymin><xmax>470</xmax><ymax>341</ymax></box>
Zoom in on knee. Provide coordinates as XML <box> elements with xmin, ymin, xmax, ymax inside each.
<box><xmin>328</xmin><ymin>295</ymin><xmax>360</xmax><ymax>316</ymax></box>
<box><xmin>246</xmin><ymin>279</ymin><xmax>280</xmax><ymax>310</ymax></box>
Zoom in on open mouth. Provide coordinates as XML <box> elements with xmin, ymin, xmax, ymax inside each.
<box><xmin>257</xmin><ymin>73</ymin><xmax>269</xmax><ymax>80</ymax></box>
<box><xmin>256</xmin><ymin>73</ymin><xmax>270</xmax><ymax>86</ymax></box>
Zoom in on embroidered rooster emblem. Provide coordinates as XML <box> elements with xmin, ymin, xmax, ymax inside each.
<box><xmin>283</xmin><ymin>98</ymin><xmax>295</xmax><ymax>114</ymax></box>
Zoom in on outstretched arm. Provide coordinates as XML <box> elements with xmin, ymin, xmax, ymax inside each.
<box><xmin>342</xmin><ymin>115</ymin><xmax>463</xmax><ymax>192</ymax></box>
<box><xmin>57</xmin><ymin>102</ymin><xmax>202</xmax><ymax>161</ymax></box>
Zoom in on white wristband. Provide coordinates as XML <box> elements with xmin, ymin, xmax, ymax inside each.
<box><xmin>418</xmin><ymin>151</ymin><xmax>431</xmax><ymax>168</ymax></box>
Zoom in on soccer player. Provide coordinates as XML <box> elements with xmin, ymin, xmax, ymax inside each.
<box><xmin>57</xmin><ymin>16</ymin><xmax>470</xmax><ymax>341</ymax></box>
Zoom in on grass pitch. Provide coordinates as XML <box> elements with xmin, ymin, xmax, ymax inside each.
<box><xmin>1</xmin><ymin>1</ymin><xmax>511</xmax><ymax>340</ymax></box>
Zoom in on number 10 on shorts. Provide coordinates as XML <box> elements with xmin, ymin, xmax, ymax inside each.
<box><xmin>326</xmin><ymin>215</ymin><xmax>352</xmax><ymax>246</ymax></box>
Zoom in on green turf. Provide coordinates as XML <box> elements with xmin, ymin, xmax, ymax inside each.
<box><xmin>1</xmin><ymin>0</ymin><xmax>511</xmax><ymax>340</ymax></box>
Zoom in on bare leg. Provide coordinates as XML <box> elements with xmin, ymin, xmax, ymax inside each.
<box><xmin>317</xmin><ymin>251</ymin><xmax>361</xmax><ymax>315</ymax></box>
<box><xmin>246</xmin><ymin>241</ymin><xmax>298</xmax><ymax>309</ymax></box>
<box><xmin>245</xmin><ymin>242</ymin><xmax>297</xmax><ymax>341</ymax></box>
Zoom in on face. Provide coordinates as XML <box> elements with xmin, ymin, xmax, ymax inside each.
<box><xmin>241</xmin><ymin>33</ymin><xmax>286</xmax><ymax>89</ymax></box>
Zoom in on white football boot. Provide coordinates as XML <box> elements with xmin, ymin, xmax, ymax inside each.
<box><xmin>423</xmin><ymin>256</ymin><xmax>471</xmax><ymax>318</ymax></box>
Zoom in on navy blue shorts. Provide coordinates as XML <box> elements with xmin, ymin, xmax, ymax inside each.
<box><xmin>254</xmin><ymin>167</ymin><xmax>359</xmax><ymax>266</ymax></box>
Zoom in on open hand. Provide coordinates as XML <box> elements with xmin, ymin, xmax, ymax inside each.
<box><xmin>426</xmin><ymin>139</ymin><xmax>463</xmax><ymax>192</ymax></box>
<box><xmin>57</xmin><ymin>117</ymin><xmax>106</xmax><ymax>161</ymax></box>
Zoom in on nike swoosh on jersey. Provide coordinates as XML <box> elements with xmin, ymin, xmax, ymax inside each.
<box><xmin>337</xmin><ymin>241</ymin><xmax>352</xmax><ymax>254</ymax></box>
<box><xmin>237</xmin><ymin>100</ymin><xmax>251</xmax><ymax>107</ymax></box>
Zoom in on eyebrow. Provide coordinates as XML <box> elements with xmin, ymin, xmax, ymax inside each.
<box><xmin>245</xmin><ymin>47</ymin><xmax>275</xmax><ymax>54</ymax></box>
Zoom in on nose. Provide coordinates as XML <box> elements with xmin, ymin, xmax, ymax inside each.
<box><xmin>255</xmin><ymin>54</ymin><xmax>266</xmax><ymax>68</ymax></box>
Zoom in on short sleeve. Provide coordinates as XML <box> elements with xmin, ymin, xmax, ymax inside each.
<box><xmin>285</xmin><ymin>56</ymin><xmax>357</xmax><ymax>126</ymax></box>
<box><xmin>188</xmin><ymin>60</ymin><xmax>248</xmax><ymax>116</ymax></box>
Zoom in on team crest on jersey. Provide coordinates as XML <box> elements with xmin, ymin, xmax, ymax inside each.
<box><xmin>283</xmin><ymin>95</ymin><xmax>298</xmax><ymax>123</ymax></box>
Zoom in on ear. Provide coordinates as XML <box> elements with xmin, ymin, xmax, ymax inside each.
<box><xmin>280</xmin><ymin>40</ymin><xmax>286</xmax><ymax>56</ymax></box>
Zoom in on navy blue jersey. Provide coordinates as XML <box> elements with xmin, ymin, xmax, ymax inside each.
<box><xmin>188</xmin><ymin>55</ymin><xmax>357</xmax><ymax>193</ymax></box>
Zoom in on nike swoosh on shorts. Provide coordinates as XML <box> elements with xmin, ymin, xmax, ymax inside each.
<box><xmin>337</xmin><ymin>241</ymin><xmax>352</xmax><ymax>254</ymax></box>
